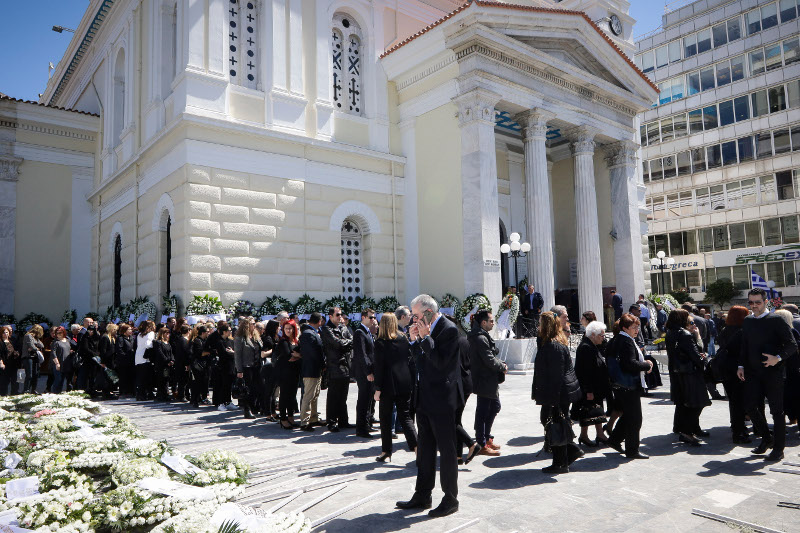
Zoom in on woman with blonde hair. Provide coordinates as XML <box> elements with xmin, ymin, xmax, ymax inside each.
<box><xmin>373</xmin><ymin>313</ymin><xmax>417</xmax><ymax>462</ymax></box>
<box><xmin>234</xmin><ymin>317</ymin><xmax>263</xmax><ymax>419</ymax></box>
<box><xmin>22</xmin><ymin>325</ymin><xmax>45</xmax><ymax>393</ymax></box>
<box><xmin>533</xmin><ymin>312</ymin><xmax>582</xmax><ymax>474</ymax></box>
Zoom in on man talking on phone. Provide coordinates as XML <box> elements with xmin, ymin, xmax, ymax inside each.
<box><xmin>396</xmin><ymin>294</ymin><xmax>463</xmax><ymax>518</ymax></box>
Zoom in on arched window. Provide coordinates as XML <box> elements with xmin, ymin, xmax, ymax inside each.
<box><xmin>341</xmin><ymin>218</ymin><xmax>362</xmax><ymax>303</ymax></box>
<box><xmin>113</xmin><ymin>234</ymin><xmax>122</xmax><ymax>308</ymax></box>
<box><xmin>228</xmin><ymin>0</ymin><xmax>259</xmax><ymax>89</ymax></box>
<box><xmin>160</xmin><ymin>1</ymin><xmax>177</xmax><ymax>99</ymax></box>
<box><xmin>332</xmin><ymin>13</ymin><xmax>362</xmax><ymax>115</ymax></box>
<box><xmin>161</xmin><ymin>215</ymin><xmax>172</xmax><ymax>295</ymax></box>
<box><xmin>112</xmin><ymin>48</ymin><xmax>126</xmax><ymax>147</ymax></box>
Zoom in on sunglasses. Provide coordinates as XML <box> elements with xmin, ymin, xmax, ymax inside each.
<box><xmin>747</xmin><ymin>301</ymin><xmax>762</xmax><ymax>306</ymax></box>
<box><xmin>334</xmin><ymin>313</ymin><xmax>344</xmax><ymax>316</ymax></box>
<box><xmin>688</xmin><ymin>321</ymin><xmax>695</xmax><ymax>325</ymax></box>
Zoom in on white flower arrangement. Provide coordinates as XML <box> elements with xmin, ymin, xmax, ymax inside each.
<box><xmin>26</xmin><ymin>449</ymin><xmax>69</xmax><ymax>474</ymax></box>
<box><xmin>111</xmin><ymin>458</ymin><xmax>169</xmax><ymax>486</ymax></box>
<box><xmin>496</xmin><ymin>293</ymin><xmax>520</xmax><ymax>328</ymax></box>
<box><xmin>70</xmin><ymin>451</ymin><xmax>128</xmax><ymax>470</ymax></box>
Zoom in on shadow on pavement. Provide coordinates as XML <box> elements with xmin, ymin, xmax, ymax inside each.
<box><xmin>697</xmin><ymin>455</ymin><xmax>771</xmax><ymax>477</ymax></box>
<box><xmin>321</xmin><ymin>511</ymin><xmax>430</xmax><ymax>533</ymax></box>
<box><xmin>469</xmin><ymin>468</ymin><xmax>558</xmax><ymax>490</ymax></box>
<box><xmin>480</xmin><ymin>452</ymin><xmax>541</xmax><ymax>469</ymax></box>
<box><xmin>505</xmin><ymin>435</ymin><xmax>544</xmax><ymax>447</ymax></box>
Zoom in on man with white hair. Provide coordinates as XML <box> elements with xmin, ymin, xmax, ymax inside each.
<box><xmin>396</xmin><ymin>294</ymin><xmax>462</xmax><ymax>518</ymax></box>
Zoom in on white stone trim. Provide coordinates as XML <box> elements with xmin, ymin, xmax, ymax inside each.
<box><xmin>329</xmin><ymin>200</ymin><xmax>381</xmax><ymax>235</ymax></box>
<box><xmin>12</xmin><ymin>143</ymin><xmax>94</xmax><ymax>168</ymax></box>
<box><xmin>100</xmin><ymin>186</ymin><xmax>135</xmax><ymax>222</ymax></box>
<box><xmin>152</xmin><ymin>192</ymin><xmax>175</xmax><ymax>232</ymax></box>
<box><xmin>108</xmin><ymin>221</ymin><xmax>124</xmax><ymax>253</ymax></box>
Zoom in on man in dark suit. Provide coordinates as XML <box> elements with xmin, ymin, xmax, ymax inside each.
<box><xmin>397</xmin><ymin>295</ymin><xmax>462</xmax><ymax>518</ymax></box>
<box><xmin>299</xmin><ymin>312</ymin><xmax>325</xmax><ymax>432</ymax></box>
<box><xmin>520</xmin><ymin>284</ymin><xmax>544</xmax><ymax>338</ymax></box>
<box><xmin>320</xmin><ymin>307</ymin><xmax>354</xmax><ymax>432</ymax></box>
<box><xmin>737</xmin><ymin>288</ymin><xmax>798</xmax><ymax>461</ymax></box>
<box><xmin>611</xmin><ymin>290</ymin><xmax>623</xmax><ymax>321</ymax></box>
<box><xmin>352</xmin><ymin>308</ymin><xmax>377</xmax><ymax>438</ymax></box>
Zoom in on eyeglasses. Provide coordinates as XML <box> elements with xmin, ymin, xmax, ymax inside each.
<box><xmin>334</xmin><ymin>313</ymin><xmax>343</xmax><ymax>317</ymax></box>
<box><xmin>688</xmin><ymin>321</ymin><xmax>695</xmax><ymax>325</ymax></box>
<box><xmin>367</xmin><ymin>316</ymin><xmax>376</xmax><ymax>321</ymax></box>
<box><xmin>747</xmin><ymin>301</ymin><xmax>763</xmax><ymax>306</ymax></box>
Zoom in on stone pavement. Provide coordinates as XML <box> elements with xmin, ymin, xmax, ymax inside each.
<box><xmin>103</xmin><ymin>372</ymin><xmax>800</xmax><ymax>533</ymax></box>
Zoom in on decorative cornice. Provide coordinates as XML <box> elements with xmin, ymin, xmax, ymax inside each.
<box><xmin>456</xmin><ymin>44</ymin><xmax>638</xmax><ymax>117</ymax></box>
<box><xmin>0</xmin><ymin>155</ymin><xmax>23</xmax><ymax>182</ymax></box>
<box><xmin>396</xmin><ymin>54</ymin><xmax>457</xmax><ymax>91</ymax></box>
<box><xmin>0</xmin><ymin>119</ymin><xmax>96</xmax><ymax>141</ymax></box>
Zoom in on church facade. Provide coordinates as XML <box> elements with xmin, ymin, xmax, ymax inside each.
<box><xmin>19</xmin><ymin>0</ymin><xmax>656</xmax><ymax>319</ymax></box>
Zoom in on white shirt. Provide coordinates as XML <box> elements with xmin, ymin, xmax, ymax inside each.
<box><xmin>620</xmin><ymin>331</ymin><xmax>647</xmax><ymax>388</ymax></box>
<box><xmin>134</xmin><ymin>331</ymin><xmax>155</xmax><ymax>365</ymax></box>
<box><xmin>755</xmin><ymin>310</ymin><xmax>769</xmax><ymax>319</ymax></box>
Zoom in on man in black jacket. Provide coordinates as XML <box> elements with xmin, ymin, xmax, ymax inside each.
<box><xmin>321</xmin><ymin>307</ymin><xmax>353</xmax><ymax>432</ymax></box>
<box><xmin>299</xmin><ymin>313</ymin><xmax>325</xmax><ymax>431</ymax></box>
<box><xmin>520</xmin><ymin>284</ymin><xmax>544</xmax><ymax>338</ymax></box>
<box><xmin>352</xmin><ymin>308</ymin><xmax>377</xmax><ymax>438</ymax></box>
<box><xmin>468</xmin><ymin>310</ymin><xmax>507</xmax><ymax>457</ymax></box>
<box><xmin>397</xmin><ymin>295</ymin><xmax>463</xmax><ymax>518</ymax></box>
<box><xmin>737</xmin><ymin>288</ymin><xmax>798</xmax><ymax>461</ymax></box>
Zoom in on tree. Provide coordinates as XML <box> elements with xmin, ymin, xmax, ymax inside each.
<box><xmin>668</xmin><ymin>288</ymin><xmax>694</xmax><ymax>305</ymax></box>
<box><xmin>705</xmin><ymin>279</ymin><xmax>737</xmax><ymax>310</ymax></box>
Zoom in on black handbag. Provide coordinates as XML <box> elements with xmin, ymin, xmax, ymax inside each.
<box><xmin>231</xmin><ymin>377</ymin><xmax>249</xmax><ymax>400</ymax></box>
<box><xmin>545</xmin><ymin>409</ymin><xmax>575</xmax><ymax>447</ymax></box>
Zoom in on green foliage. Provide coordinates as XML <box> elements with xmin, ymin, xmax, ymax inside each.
<box><xmin>705</xmin><ymin>279</ymin><xmax>738</xmax><ymax>309</ymax></box>
<box><xmin>351</xmin><ymin>296</ymin><xmax>377</xmax><ymax>313</ymax></box>
<box><xmin>294</xmin><ymin>294</ymin><xmax>324</xmax><ymax>314</ymax></box>
<box><xmin>517</xmin><ymin>276</ymin><xmax>529</xmax><ymax>296</ymax></box>
<box><xmin>0</xmin><ymin>313</ymin><xmax>16</xmax><ymax>326</ymax></box>
<box><xmin>668</xmin><ymin>288</ymin><xmax>694</xmax><ymax>304</ymax></box>
<box><xmin>17</xmin><ymin>312</ymin><xmax>51</xmax><ymax>332</ymax></box>
<box><xmin>162</xmin><ymin>293</ymin><xmax>180</xmax><ymax>315</ymax></box>
<box><xmin>455</xmin><ymin>293</ymin><xmax>492</xmax><ymax>332</ymax></box>
<box><xmin>60</xmin><ymin>309</ymin><xmax>78</xmax><ymax>325</ymax></box>
<box><xmin>217</xmin><ymin>521</ymin><xmax>246</xmax><ymax>533</ymax></box>
<box><xmin>439</xmin><ymin>293</ymin><xmax>461</xmax><ymax>309</ymax></box>
<box><xmin>376</xmin><ymin>296</ymin><xmax>401</xmax><ymax>313</ymax></box>
<box><xmin>186</xmin><ymin>294</ymin><xmax>225</xmax><ymax>316</ymax></box>
<box><xmin>322</xmin><ymin>295</ymin><xmax>351</xmax><ymax>315</ymax></box>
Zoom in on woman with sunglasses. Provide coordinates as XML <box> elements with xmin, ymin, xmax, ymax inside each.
<box><xmin>665</xmin><ymin>309</ymin><xmax>711</xmax><ymax>446</ymax></box>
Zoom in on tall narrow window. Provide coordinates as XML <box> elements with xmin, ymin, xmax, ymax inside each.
<box><xmin>166</xmin><ymin>216</ymin><xmax>172</xmax><ymax>294</ymax></box>
<box><xmin>113</xmin><ymin>235</ymin><xmax>122</xmax><ymax>308</ymax></box>
<box><xmin>228</xmin><ymin>0</ymin><xmax>258</xmax><ymax>89</ymax></box>
<box><xmin>332</xmin><ymin>14</ymin><xmax>363</xmax><ymax>115</ymax></box>
<box><xmin>160</xmin><ymin>2</ymin><xmax>177</xmax><ymax>98</ymax></box>
<box><xmin>341</xmin><ymin>219</ymin><xmax>362</xmax><ymax>303</ymax></box>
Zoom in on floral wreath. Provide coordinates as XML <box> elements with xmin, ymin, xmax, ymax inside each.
<box><xmin>440</xmin><ymin>293</ymin><xmax>461</xmax><ymax>310</ymax></box>
<box><xmin>497</xmin><ymin>293</ymin><xmax>520</xmax><ymax>328</ymax></box>
<box><xmin>455</xmin><ymin>293</ymin><xmax>492</xmax><ymax>332</ymax></box>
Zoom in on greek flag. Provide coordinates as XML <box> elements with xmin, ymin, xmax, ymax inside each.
<box><xmin>751</xmin><ymin>270</ymin><xmax>769</xmax><ymax>290</ymax></box>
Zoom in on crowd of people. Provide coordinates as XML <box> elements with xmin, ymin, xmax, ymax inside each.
<box><xmin>0</xmin><ymin>287</ymin><xmax>798</xmax><ymax>518</ymax></box>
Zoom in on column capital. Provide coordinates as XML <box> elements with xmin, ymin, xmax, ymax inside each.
<box><xmin>0</xmin><ymin>155</ymin><xmax>23</xmax><ymax>182</ymax></box>
<box><xmin>453</xmin><ymin>88</ymin><xmax>502</xmax><ymax>127</ymax></box>
<box><xmin>515</xmin><ymin>109</ymin><xmax>555</xmax><ymax>141</ymax></box>
<box><xmin>605</xmin><ymin>140</ymin><xmax>639</xmax><ymax>168</ymax></box>
<box><xmin>570</xmin><ymin>126</ymin><xmax>598</xmax><ymax>155</ymax></box>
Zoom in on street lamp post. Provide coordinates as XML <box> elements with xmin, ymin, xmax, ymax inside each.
<box><xmin>649</xmin><ymin>250</ymin><xmax>675</xmax><ymax>294</ymax></box>
<box><xmin>500</xmin><ymin>232</ymin><xmax>531</xmax><ymax>289</ymax></box>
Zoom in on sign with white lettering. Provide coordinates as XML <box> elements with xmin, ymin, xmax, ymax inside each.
<box><xmin>713</xmin><ymin>244</ymin><xmax>800</xmax><ymax>267</ymax></box>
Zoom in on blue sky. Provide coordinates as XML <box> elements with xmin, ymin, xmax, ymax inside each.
<box><xmin>0</xmin><ymin>1</ymin><xmax>664</xmax><ymax>102</ymax></box>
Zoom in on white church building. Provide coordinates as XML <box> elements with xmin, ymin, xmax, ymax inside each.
<box><xmin>4</xmin><ymin>0</ymin><xmax>657</xmax><ymax>320</ymax></box>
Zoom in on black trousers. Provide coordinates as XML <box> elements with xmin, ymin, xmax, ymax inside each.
<box><xmin>214</xmin><ymin>369</ymin><xmax>233</xmax><ymax>406</ymax></box>
<box><xmin>279</xmin><ymin>378</ymin><xmax>298</xmax><ymax>421</ymax></box>
<box><xmin>135</xmin><ymin>363</ymin><xmax>151</xmax><ymax>400</ymax></box>
<box><xmin>609</xmin><ymin>387</ymin><xmax>644</xmax><ymax>455</ymax></box>
<box><xmin>455</xmin><ymin>393</ymin><xmax>475</xmax><ymax>457</ymax></box>
<box><xmin>722</xmin><ymin>377</ymin><xmax>747</xmax><ymax>437</ymax></box>
<box><xmin>118</xmin><ymin>365</ymin><xmax>135</xmax><ymax>396</ymax></box>
<box><xmin>326</xmin><ymin>377</ymin><xmax>350</xmax><ymax>426</ymax></box>
<box><xmin>379</xmin><ymin>394</ymin><xmax>416</xmax><ymax>454</ymax></box>
<box><xmin>673</xmin><ymin>404</ymin><xmax>703</xmax><ymax>435</ymax></box>
<box><xmin>260</xmin><ymin>364</ymin><xmax>276</xmax><ymax>416</ymax></box>
<box><xmin>239</xmin><ymin>366</ymin><xmax>260</xmax><ymax>413</ymax></box>
<box><xmin>415</xmin><ymin>409</ymin><xmax>458</xmax><ymax>503</ymax></box>
<box><xmin>154</xmin><ymin>366</ymin><xmax>170</xmax><ymax>401</ymax></box>
<box><xmin>474</xmin><ymin>396</ymin><xmax>501</xmax><ymax>447</ymax></box>
<box><xmin>191</xmin><ymin>368</ymin><xmax>209</xmax><ymax>404</ymax></box>
<box><xmin>355</xmin><ymin>376</ymin><xmax>375</xmax><ymax>431</ymax></box>
<box><xmin>744</xmin><ymin>370</ymin><xmax>785</xmax><ymax>452</ymax></box>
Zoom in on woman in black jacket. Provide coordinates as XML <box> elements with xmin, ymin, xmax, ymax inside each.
<box><xmin>574</xmin><ymin>321</ymin><xmax>611</xmax><ymax>447</ymax></box>
<box><xmin>95</xmin><ymin>324</ymin><xmax>117</xmax><ymax>398</ymax></box>
<box><xmin>275</xmin><ymin>320</ymin><xmax>301</xmax><ymax>429</ymax></box>
<box><xmin>373</xmin><ymin>314</ymin><xmax>418</xmax><ymax>462</ymax></box>
<box><xmin>189</xmin><ymin>325</ymin><xmax>211</xmax><ymax>408</ymax></box>
<box><xmin>210</xmin><ymin>322</ymin><xmax>236</xmax><ymax>410</ymax></box>
<box><xmin>151</xmin><ymin>328</ymin><xmax>174</xmax><ymax>402</ymax></box>
<box><xmin>606</xmin><ymin>313</ymin><xmax>654</xmax><ymax>460</ymax></box>
<box><xmin>0</xmin><ymin>326</ymin><xmax>19</xmax><ymax>396</ymax></box>
<box><xmin>533</xmin><ymin>312</ymin><xmax>583</xmax><ymax>474</ymax></box>
<box><xmin>259</xmin><ymin>320</ymin><xmax>279</xmax><ymax>421</ymax></box>
<box><xmin>665</xmin><ymin>309</ymin><xmax>711</xmax><ymax>446</ymax></box>
<box><xmin>114</xmin><ymin>324</ymin><xmax>135</xmax><ymax>397</ymax></box>
<box><xmin>716</xmin><ymin>306</ymin><xmax>750</xmax><ymax>443</ymax></box>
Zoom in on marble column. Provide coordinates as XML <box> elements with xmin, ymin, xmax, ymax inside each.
<box><xmin>0</xmin><ymin>155</ymin><xmax>22</xmax><ymax>314</ymax></box>
<box><xmin>455</xmin><ymin>88</ymin><xmax>503</xmax><ymax>305</ymax></box>
<box><xmin>516</xmin><ymin>110</ymin><xmax>556</xmax><ymax>310</ymax></box>
<box><xmin>608</xmin><ymin>141</ymin><xmax>646</xmax><ymax>308</ymax></box>
<box><xmin>571</xmin><ymin>128</ymin><xmax>604</xmax><ymax>316</ymax></box>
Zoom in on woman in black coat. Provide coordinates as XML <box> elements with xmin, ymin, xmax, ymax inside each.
<box><xmin>259</xmin><ymin>320</ymin><xmax>279</xmax><ymax>421</ymax></box>
<box><xmin>0</xmin><ymin>326</ymin><xmax>19</xmax><ymax>396</ymax></box>
<box><xmin>189</xmin><ymin>325</ymin><xmax>211</xmax><ymax>407</ymax></box>
<box><xmin>114</xmin><ymin>324</ymin><xmax>135</xmax><ymax>397</ymax></box>
<box><xmin>275</xmin><ymin>320</ymin><xmax>301</xmax><ymax>429</ymax></box>
<box><xmin>665</xmin><ymin>309</ymin><xmax>711</xmax><ymax>446</ymax></box>
<box><xmin>151</xmin><ymin>328</ymin><xmax>174</xmax><ymax>402</ymax></box>
<box><xmin>95</xmin><ymin>324</ymin><xmax>117</xmax><ymax>398</ymax></box>
<box><xmin>210</xmin><ymin>322</ymin><xmax>236</xmax><ymax>410</ymax></box>
<box><xmin>606</xmin><ymin>313</ymin><xmax>654</xmax><ymax>460</ymax></box>
<box><xmin>533</xmin><ymin>312</ymin><xmax>583</xmax><ymax>474</ymax></box>
<box><xmin>373</xmin><ymin>314</ymin><xmax>418</xmax><ymax>462</ymax></box>
<box><xmin>716</xmin><ymin>306</ymin><xmax>749</xmax><ymax>443</ymax></box>
<box><xmin>574</xmin><ymin>321</ymin><xmax>611</xmax><ymax>447</ymax></box>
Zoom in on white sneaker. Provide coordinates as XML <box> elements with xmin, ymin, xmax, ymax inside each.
<box><xmin>226</xmin><ymin>403</ymin><xmax>238</xmax><ymax>411</ymax></box>
<box><xmin>218</xmin><ymin>404</ymin><xmax>226</xmax><ymax>412</ymax></box>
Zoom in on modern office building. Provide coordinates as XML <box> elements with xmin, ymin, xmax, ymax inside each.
<box><xmin>635</xmin><ymin>0</ymin><xmax>800</xmax><ymax>301</ymax></box>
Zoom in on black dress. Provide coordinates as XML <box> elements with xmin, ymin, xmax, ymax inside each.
<box><xmin>211</xmin><ymin>335</ymin><xmax>235</xmax><ymax>406</ymax></box>
<box><xmin>374</xmin><ymin>336</ymin><xmax>418</xmax><ymax>454</ymax></box>
<box><xmin>151</xmin><ymin>340</ymin><xmax>174</xmax><ymax>401</ymax></box>
<box><xmin>275</xmin><ymin>338</ymin><xmax>300</xmax><ymax>421</ymax></box>
<box><xmin>573</xmin><ymin>336</ymin><xmax>610</xmax><ymax>427</ymax></box>
<box><xmin>260</xmin><ymin>335</ymin><xmax>277</xmax><ymax>416</ymax></box>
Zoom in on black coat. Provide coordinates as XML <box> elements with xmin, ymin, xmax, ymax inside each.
<box><xmin>98</xmin><ymin>335</ymin><xmax>115</xmax><ymax>367</ymax></box>
<box><xmin>320</xmin><ymin>320</ymin><xmax>353</xmax><ymax>380</ymax></box>
<box><xmin>665</xmin><ymin>328</ymin><xmax>710</xmax><ymax>408</ymax></box>
<box><xmin>351</xmin><ymin>324</ymin><xmax>375</xmax><ymax>379</ymax></box>
<box><xmin>412</xmin><ymin>316</ymin><xmax>463</xmax><ymax>414</ymax></box>
<box><xmin>533</xmin><ymin>340</ymin><xmax>581</xmax><ymax>407</ymax></box>
<box><xmin>614</xmin><ymin>334</ymin><xmax>651</xmax><ymax>389</ymax></box>
<box><xmin>175</xmin><ymin>336</ymin><xmax>192</xmax><ymax>368</ymax></box>
<box><xmin>739</xmin><ymin>314</ymin><xmax>798</xmax><ymax>376</ymax></box>
<box><xmin>374</xmin><ymin>335</ymin><xmax>413</xmax><ymax>399</ymax></box>
<box><xmin>274</xmin><ymin>338</ymin><xmax>300</xmax><ymax>386</ymax></box>
<box><xmin>299</xmin><ymin>326</ymin><xmax>324</xmax><ymax>378</ymax></box>
<box><xmin>78</xmin><ymin>332</ymin><xmax>99</xmax><ymax>365</ymax></box>
<box><xmin>191</xmin><ymin>336</ymin><xmax>210</xmax><ymax>372</ymax></box>
<box><xmin>151</xmin><ymin>340</ymin><xmax>174</xmax><ymax>369</ymax></box>
<box><xmin>521</xmin><ymin>292</ymin><xmax>544</xmax><ymax>316</ymax></box>
<box><xmin>458</xmin><ymin>332</ymin><xmax>472</xmax><ymax>399</ymax></box>
<box><xmin>210</xmin><ymin>335</ymin><xmax>235</xmax><ymax>374</ymax></box>
<box><xmin>467</xmin><ymin>326</ymin><xmax>505</xmax><ymax>399</ymax></box>
<box><xmin>716</xmin><ymin>325</ymin><xmax>742</xmax><ymax>379</ymax></box>
<box><xmin>574</xmin><ymin>336</ymin><xmax>610</xmax><ymax>401</ymax></box>
<box><xmin>114</xmin><ymin>335</ymin><xmax>134</xmax><ymax>370</ymax></box>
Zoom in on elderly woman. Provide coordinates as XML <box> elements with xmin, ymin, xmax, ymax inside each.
<box><xmin>574</xmin><ymin>320</ymin><xmax>611</xmax><ymax>447</ymax></box>
<box><xmin>665</xmin><ymin>309</ymin><xmax>711</xmax><ymax>446</ymax></box>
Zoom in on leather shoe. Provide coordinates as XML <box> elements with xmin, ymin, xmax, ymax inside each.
<box><xmin>311</xmin><ymin>420</ymin><xmax>327</xmax><ymax>427</ymax></box>
<box><xmin>327</xmin><ymin>425</ymin><xmax>340</xmax><ymax>433</ymax></box>
<box><xmin>732</xmin><ymin>434</ymin><xmax>752</xmax><ymax>444</ymax></box>
<box><xmin>751</xmin><ymin>440</ymin><xmax>773</xmax><ymax>455</ymax></box>
<box><xmin>542</xmin><ymin>464</ymin><xmax>569</xmax><ymax>474</ymax></box>
<box><xmin>355</xmin><ymin>431</ymin><xmax>374</xmax><ymax>439</ymax></box>
<box><xmin>300</xmin><ymin>425</ymin><xmax>314</xmax><ymax>432</ymax></box>
<box><xmin>679</xmin><ymin>433</ymin><xmax>702</xmax><ymax>446</ymax></box>
<box><xmin>396</xmin><ymin>495</ymin><xmax>432</xmax><ymax>510</ymax></box>
<box><xmin>765</xmin><ymin>450</ymin><xmax>784</xmax><ymax>462</ymax></box>
<box><xmin>694</xmin><ymin>430</ymin><xmax>710</xmax><ymax>437</ymax></box>
<box><xmin>607</xmin><ymin>441</ymin><xmax>624</xmax><ymax>455</ymax></box>
<box><xmin>339</xmin><ymin>423</ymin><xmax>355</xmax><ymax>429</ymax></box>
<box><xmin>626</xmin><ymin>452</ymin><xmax>649</xmax><ymax>459</ymax></box>
<box><xmin>428</xmin><ymin>499</ymin><xmax>459</xmax><ymax>518</ymax></box>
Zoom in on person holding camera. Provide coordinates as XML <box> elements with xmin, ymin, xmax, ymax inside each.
<box><xmin>468</xmin><ymin>310</ymin><xmax>506</xmax><ymax>457</ymax></box>
<box><xmin>321</xmin><ymin>307</ymin><xmax>354</xmax><ymax>432</ymax></box>
<box><xmin>396</xmin><ymin>294</ymin><xmax>462</xmax><ymax>518</ymax></box>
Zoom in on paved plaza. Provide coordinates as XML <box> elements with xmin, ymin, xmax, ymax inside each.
<box><xmin>104</xmin><ymin>371</ymin><xmax>800</xmax><ymax>533</ymax></box>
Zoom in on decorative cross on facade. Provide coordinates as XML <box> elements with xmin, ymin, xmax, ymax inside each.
<box><xmin>247</xmin><ymin>13</ymin><xmax>254</xmax><ymax>22</ymax></box>
<box><xmin>333</xmin><ymin>51</ymin><xmax>342</xmax><ymax>71</ymax></box>
<box><xmin>230</xmin><ymin>56</ymin><xmax>237</xmax><ymax>65</ymax></box>
<box><xmin>247</xmin><ymin>37</ymin><xmax>254</xmax><ymax>46</ymax></box>
<box><xmin>348</xmin><ymin>78</ymin><xmax>360</xmax><ymax>106</ymax></box>
<box><xmin>229</xmin><ymin>31</ymin><xmax>237</xmax><ymax>41</ymax></box>
<box><xmin>229</xmin><ymin>8</ymin><xmax>237</xmax><ymax>17</ymax></box>
<box><xmin>247</xmin><ymin>61</ymin><xmax>254</xmax><ymax>70</ymax></box>
<box><xmin>348</xmin><ymin>55</ymin><xmax>359</xmax><ymax>75</ymax></box>
<box><xmin>332</xmin><ymin>73</ymin><xmax>342</xmax><ymax>105</ymax></box>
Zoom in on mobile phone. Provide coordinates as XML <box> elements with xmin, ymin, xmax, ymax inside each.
<box><xmin>422</xmin><ymin>310</ymin><xmax>435</xmax><ymax>325</ymax></box>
